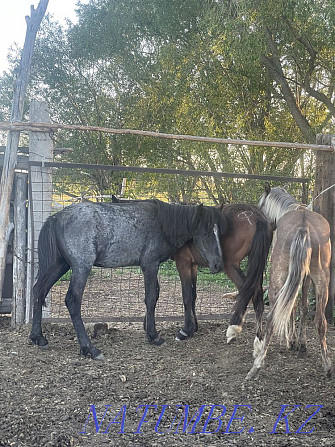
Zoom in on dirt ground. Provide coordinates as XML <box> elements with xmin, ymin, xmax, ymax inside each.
<box><xmin>0</xmin><ymin>314</ymin><xmax>334</xmax><ymax>447</ymax></box>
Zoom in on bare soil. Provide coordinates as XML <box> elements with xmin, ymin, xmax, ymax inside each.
<box><xmin>0</xmin><ymin>314</ymin><xmax>334</xmax><ymax>447</ymax></box>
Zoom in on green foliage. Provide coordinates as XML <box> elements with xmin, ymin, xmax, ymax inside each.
<box><xmin>1</xmin><ymin>1</ymin><xmax>333</xmax><ymax>200</ymax></box>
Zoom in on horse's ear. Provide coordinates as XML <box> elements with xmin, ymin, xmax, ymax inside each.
<box><xmin>220</xmin><ymin>202</ymin><xmax>224</xmax><ymax>211</ymax></box>
<box><xmin>264</xmin><ymin>182</ymin><xmax>271</xmax><ymax>195</ymax></box>
<box><xmin>195</xmin><ymin>203</ymin><xmax>204</xmax><ymax>219</ymax></box>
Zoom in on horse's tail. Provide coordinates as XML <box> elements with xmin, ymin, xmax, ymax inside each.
<box><xmin>233</xmin><ymin>219</ymin><xmax>272</xmax><ymax>315</ymax></box>
<box><xmin>271</xmin><ymin>227</ymin><xmax>312</xmax><ymax>343</ymax></box>
<box><xmin>34</xmin><ymin>216</ymin><xmax>62</xmax><ymax>306</ymax></box>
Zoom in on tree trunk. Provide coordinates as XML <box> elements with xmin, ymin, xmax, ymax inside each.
<box><xmin>0</xmin><ymin>1</ymin><xmax>48</xmax><ymax>302</ymax></box>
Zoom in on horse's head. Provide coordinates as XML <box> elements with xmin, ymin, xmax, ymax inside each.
<box><xmin>193</xmin><ymin>206</ymin><xmax>226</xmax><ymax>273</ymax></box>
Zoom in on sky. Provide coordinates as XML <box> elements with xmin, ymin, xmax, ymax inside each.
<box><xmin>0</xmin><ymin>0</ymin><xmax>88</xmax><ymax>71</ymax></box>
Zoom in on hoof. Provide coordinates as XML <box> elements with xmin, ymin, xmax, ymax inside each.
<box><xmin>38</xmin><ymin>343</ymin><xmax>50</xmax><ymax>350</ymax></box>
<box><xmin>149</xmin><ymin>335</ymin><xmax>165</xmax><ymax>346</ymax></box>
<box><xmin>245</xmin><ymin>366</ymin><xmax>260</xmax><ymax>380</ymax></box>
<box><xmin>175</xmin><ymin>329</ymin><xmax>190</xmax><ymax>341</ymax></box>
<box><xmin>29</xmin><ymin>334</ymin><xmax>48</xmax><ymax>347</ymax></box>
<box><xmin>81</xmin><ymin>346</ymin><xmax>103</xmax><ymax>359</ymax></box>
<box><xmin>289</xmin><ymin>341</ymin><xmax>299</xmax><ymax>351</ymax></box>
<box><xmin>226</xmin><ymin>324</ymin><xmax>242</xmax><ymax>344</ymax></box>
<box><xmin>325</xmin><ymin>366</ymin><xmax>333</xmax><ymax>378</ymax></box>
<box><xmin>92</xmin><ymin>323</ymin><xmax>109</xmax><ymax>339</ymax></box>
<box><xmin>297</xmin><ymin>350</ymin><xmax>307</xmax><ymax>359</ymax></box>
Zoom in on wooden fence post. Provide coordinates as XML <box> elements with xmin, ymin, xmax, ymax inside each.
<box><xmin>315</xmin><ymin>134</ymin><xmax>335</xmax><ymax>324</ymax></box>
<box><xmin>12</xmin><ymin>173</ymin><xmax>28</xmax><ymax>327</ymax></box>
<box><xmin>25</xmin><ymin>101</ymin><xmax>53</xmax><ymax>322</ymax></box>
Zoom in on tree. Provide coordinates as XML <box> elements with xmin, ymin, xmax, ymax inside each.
<box><xmin>0</xmin><ymin>0</ymin><xmax>49</xmax><ymax>309</ymax></box>
<box><xmin>1</xmin><ymin>0</ymin><xmax>331</xmax><ymax>201</ymax></box>
<box><xmin>211</xmin><ymin>0</ymin><xmax>335</xmax><ymax>142</ymax></box>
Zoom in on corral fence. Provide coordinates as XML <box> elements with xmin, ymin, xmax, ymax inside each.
<box><xmin>29</xmin><ymin>161</ymin><xmax>310</xmax><ymax>324</ymax></box>
<box><xmin>1</xmin><ymin>101</ymin><xmax>334</xmax><ymax>327</ymax></box>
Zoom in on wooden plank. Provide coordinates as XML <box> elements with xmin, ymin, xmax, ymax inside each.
<box><xmin>0</xmin><ymin>146</ymin><xmax>72</xmax><ymax>155</ymax></box>
<box><xmin>0</xmin><ymin>121</ymin><xmax>334</xmax><ymax>152</ymax></box>
<box><xmin>315</xmin><ymin>134</ymin><xmax>335</xmax><ymax>324</ymax></box>
<box><xmin>25</xmin><ymin>101</ymin><xmax>53</xmax><ymax>322</ymax></box>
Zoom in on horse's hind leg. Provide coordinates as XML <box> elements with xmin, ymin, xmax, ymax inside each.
<box><xmin>247</xmin><ymin>267</ymin><xmax>282</xmax><ymax>378</ymax></box>
<box><xmin>142</xmin><ymin>263</ymin><xmax>164</xmax><ymax>345</ymax></box>
<box><xmin>225</xmin><ymin>265</ymin><xmax>246</xmax><ymax>343</ymax></box>
<box><xmin>288</xmin><ymin>300</ymin><xmax>298</xmax><ymax>350</ymax></box>
<box><xmin>314</xmin><ymin>274</ymin><xmax>332</xmax><ymax>377</ymax></box>
<box><xmin>30</xmin><ymin>261</ymin><xmax>69</xmax><ymax>347</ymax></box>
<box><xmin>252</xmin><ymin>284</ymin><xmax>265</xmax><ymax>358</ymax></box>
<box><xmin>296</xmin><ymin>276</ymin><xmax>311</xmax><ymax>356</ymax></box>
<box><xmin>65</xmin><ymin>266</ymin><xmax>103</xmax><ymax>359</ymax></box>
<box><xmin>246</xmin><ymin>313</ymin><xmax>275</xmax><ymax>380</ymax></box>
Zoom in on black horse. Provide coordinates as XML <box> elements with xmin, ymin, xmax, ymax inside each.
<box><xmin>30</xmin><ymin>199</ymin><xmax>226</xmax><ymax>358</ymax></box>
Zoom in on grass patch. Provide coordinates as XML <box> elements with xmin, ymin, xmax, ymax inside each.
<box><xmin>55</xmin><ymin>259</ymin><xmax>250</xmax><ymax>292</ymax></box>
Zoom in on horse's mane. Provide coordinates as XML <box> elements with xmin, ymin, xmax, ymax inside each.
<box><xmin>153</xmin><ymin>200</ymin><xmax>227</xmax><ymax>249</ymax></box>
<box><xmin>259</xmin><ymin>187</ymin><xmax>302</xmax><ymax>224</ymax></box>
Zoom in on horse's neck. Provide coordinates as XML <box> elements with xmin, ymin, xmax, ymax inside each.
<box><xmin>266</xmin><ymin>200</ymin><xmax>302</xmax><ymax>224</ymax></box>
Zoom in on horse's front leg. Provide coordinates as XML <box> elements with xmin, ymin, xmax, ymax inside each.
<box><xmin>142</xmin><ymin>263</ymin><xmax>164</xmax><ymax>345</ymax></box>
<box><xmin>175</xmin><ymin>261</ymin><xmax>197</xmax><ymax>341</ymax></box>
<box><xmin>191</xmin><ymin>263</ymin><xmax>198</xmax><ymax>333</ymax></box>
<box><xmin>143</xmin><ymin>279</ymin><xmax>160</xmax><ymax>332</ymax></box>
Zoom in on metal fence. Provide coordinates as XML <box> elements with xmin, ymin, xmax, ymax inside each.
<box><xmin>28</xmin><ymin>161</ymin><xmax>310</xmax><ymax>323</ymax></box>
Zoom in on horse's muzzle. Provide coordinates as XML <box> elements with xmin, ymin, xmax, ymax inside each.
<box><xmin>210</xmin><ymin>261</ymin><xmax>223</xmax><ymax>274</ymax></box>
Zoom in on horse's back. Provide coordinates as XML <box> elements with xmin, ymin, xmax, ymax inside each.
<box><xmin>50</xmin><ymin>201</ymin><xmax>164</xmax><ymax>268</ymax></box>
<box><xmin>221</xmin><ymin>203</ymin><xmax>270</xmax><ymax>262</ymax></box>
<box><xmin>54</xmin><ymin>201</ymin><xmax>155</xmax><ymax>236</ymax></box>
<box><xmin>277</xmin><ymin>209</ymin><xmax>330</xmax><ymax>241</ymax></box>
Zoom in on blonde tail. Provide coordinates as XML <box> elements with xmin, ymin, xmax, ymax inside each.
<box><xmin>271</xmin><ymin>228</ymin><xmax>312</xmax><ymax>343</ymax></box>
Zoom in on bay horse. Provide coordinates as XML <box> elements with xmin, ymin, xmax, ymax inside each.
<box><xmin>29</xmin><ymin>200</ymin><xmax>227</xmax><ymax>358</ymax></box>
<box><xmin>246</xmin><ymin>185</ymin><xmax>332</xmax><ymax>379</ymax></box>
<box><xmin>172</xmin><ymin>204</ymin><xmax>273</xmax><ymax>348</ymax></box>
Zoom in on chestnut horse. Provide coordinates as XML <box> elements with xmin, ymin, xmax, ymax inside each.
<box><xmin>246</xmin><ymin>185</ymin><xmax>332</xmax><ymax>379</ymax></box>
<box><xmin>173</xmin><ymin>203</ymin><xmax>273</xmax><ymax>348</ymax></box>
